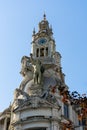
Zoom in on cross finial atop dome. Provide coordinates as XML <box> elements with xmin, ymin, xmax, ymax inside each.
<box><xmin>43</xmin><ymin>13</ymin><xmax>46</xmax><ymax>21</ymax></box>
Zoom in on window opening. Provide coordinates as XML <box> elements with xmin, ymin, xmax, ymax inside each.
<box><xmin>40</xmin><ymin>48</ymin><xmax>44</xmax><ymax>57</ymax></box>
<box><xmin>46</xmin><ymin>47</ymin><xmax>48</xmax><ymax>56</ymax></box>
<box><xmin>36</xmin><ymin>48</ymin><xmax>39</xmax><ymax>57</ymax></box>
<box><xmin>64</xmin><ymin>104</ymin><xmax>69</xmax><ymax>118</ymax></box>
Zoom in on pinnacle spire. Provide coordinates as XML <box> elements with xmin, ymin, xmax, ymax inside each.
<box><xmin>33</xmin><ymin>27</ymin><xmax>35</xmax><ymax>35</ymax></box>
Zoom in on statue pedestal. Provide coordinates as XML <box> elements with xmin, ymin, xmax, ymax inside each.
<box><xmin>24</xmin><ymin>79</ymin><xmax>43</xmax><ymax>96</ymax></box>
<box><xmin>29</xmin><ymin>84</ymin><xmax>43</xmax><ymax>96</ymax></box>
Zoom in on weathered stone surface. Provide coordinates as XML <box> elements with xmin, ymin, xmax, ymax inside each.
<box><xmin>0</xmin><ymin>15</ymin><xmax>80</xmax><ymax>130</ymax></box>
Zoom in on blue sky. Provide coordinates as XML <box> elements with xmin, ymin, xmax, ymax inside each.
<box><xmin>0</xmin><ymin>0</ymin><xmax>87</xmax><ymax>112</ymax></box>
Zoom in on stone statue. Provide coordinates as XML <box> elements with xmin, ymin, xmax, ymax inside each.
<box><xmin>14</xmin><ymin>88</ymin><xmax>29</xmax><ymax>100</ymax></box>
<box><xmin>33</xmin><ymin>59</ymin><xmax>44</xmax><ymax>84</ymax></box>
<box><xmin>20</xmin><ymin>56</ymin><xmax>33</xmax><ymax>77</ymax></box>
<box><xmin>41</xmin><ymin>85</ymin><xmax>60</xmax><ymax>107</ymax></box>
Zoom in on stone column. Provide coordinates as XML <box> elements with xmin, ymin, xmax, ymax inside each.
<box><xmin>44</xmin><ymin>48</ymin><xmax>46</xmax><ymax>57</ymax></box>
<box><xmin>51</xmin><ymin>121</ymin><xmax>60</xmax><ymax>130</ymax></box>
<box><xmin>39</xmin><ymin>48</ymin><xmax>40</xmax><ymax>57</ymax></box>
<box><xmin>4</xmin><ymin>117</ymin><xmax>8</xmax><ymax>130</ymax></box>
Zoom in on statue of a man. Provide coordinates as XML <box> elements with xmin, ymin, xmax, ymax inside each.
<box><xmin>33</xmin><ymin>59</ymin><xmax>44</xmax><ymax>84</ymax></box>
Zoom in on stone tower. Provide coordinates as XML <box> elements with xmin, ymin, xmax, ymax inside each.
<box><xmin>0</xmin><ymin>15</ymin><xmax>82</xmax><ymax>130</ymax></box>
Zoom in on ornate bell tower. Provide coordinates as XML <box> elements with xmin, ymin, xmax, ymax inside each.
<box><xmin>31</xmin><ymin>14</ymin><xmax>55</xmax><ymax>59</ymax></box>
<box><xmin>31</xmin><ymin>14</ymin><xmax>62</xmax><ymax>81</ymax></box>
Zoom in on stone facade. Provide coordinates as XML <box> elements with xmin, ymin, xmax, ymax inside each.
<box><xmin>0</xmin><ymin>14</ymin><xmax>86</xmax><ymax>130</ymax></box>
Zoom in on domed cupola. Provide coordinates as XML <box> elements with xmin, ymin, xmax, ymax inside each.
<box><xmin>39</xmin><ymin>14</ymin><xmax>49</xmax><ymax>32</ymax></box>
<box><xmin>38</xmin><ymin>14</ymin><xmax>53</xmax><ymax>38</ymax></box>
